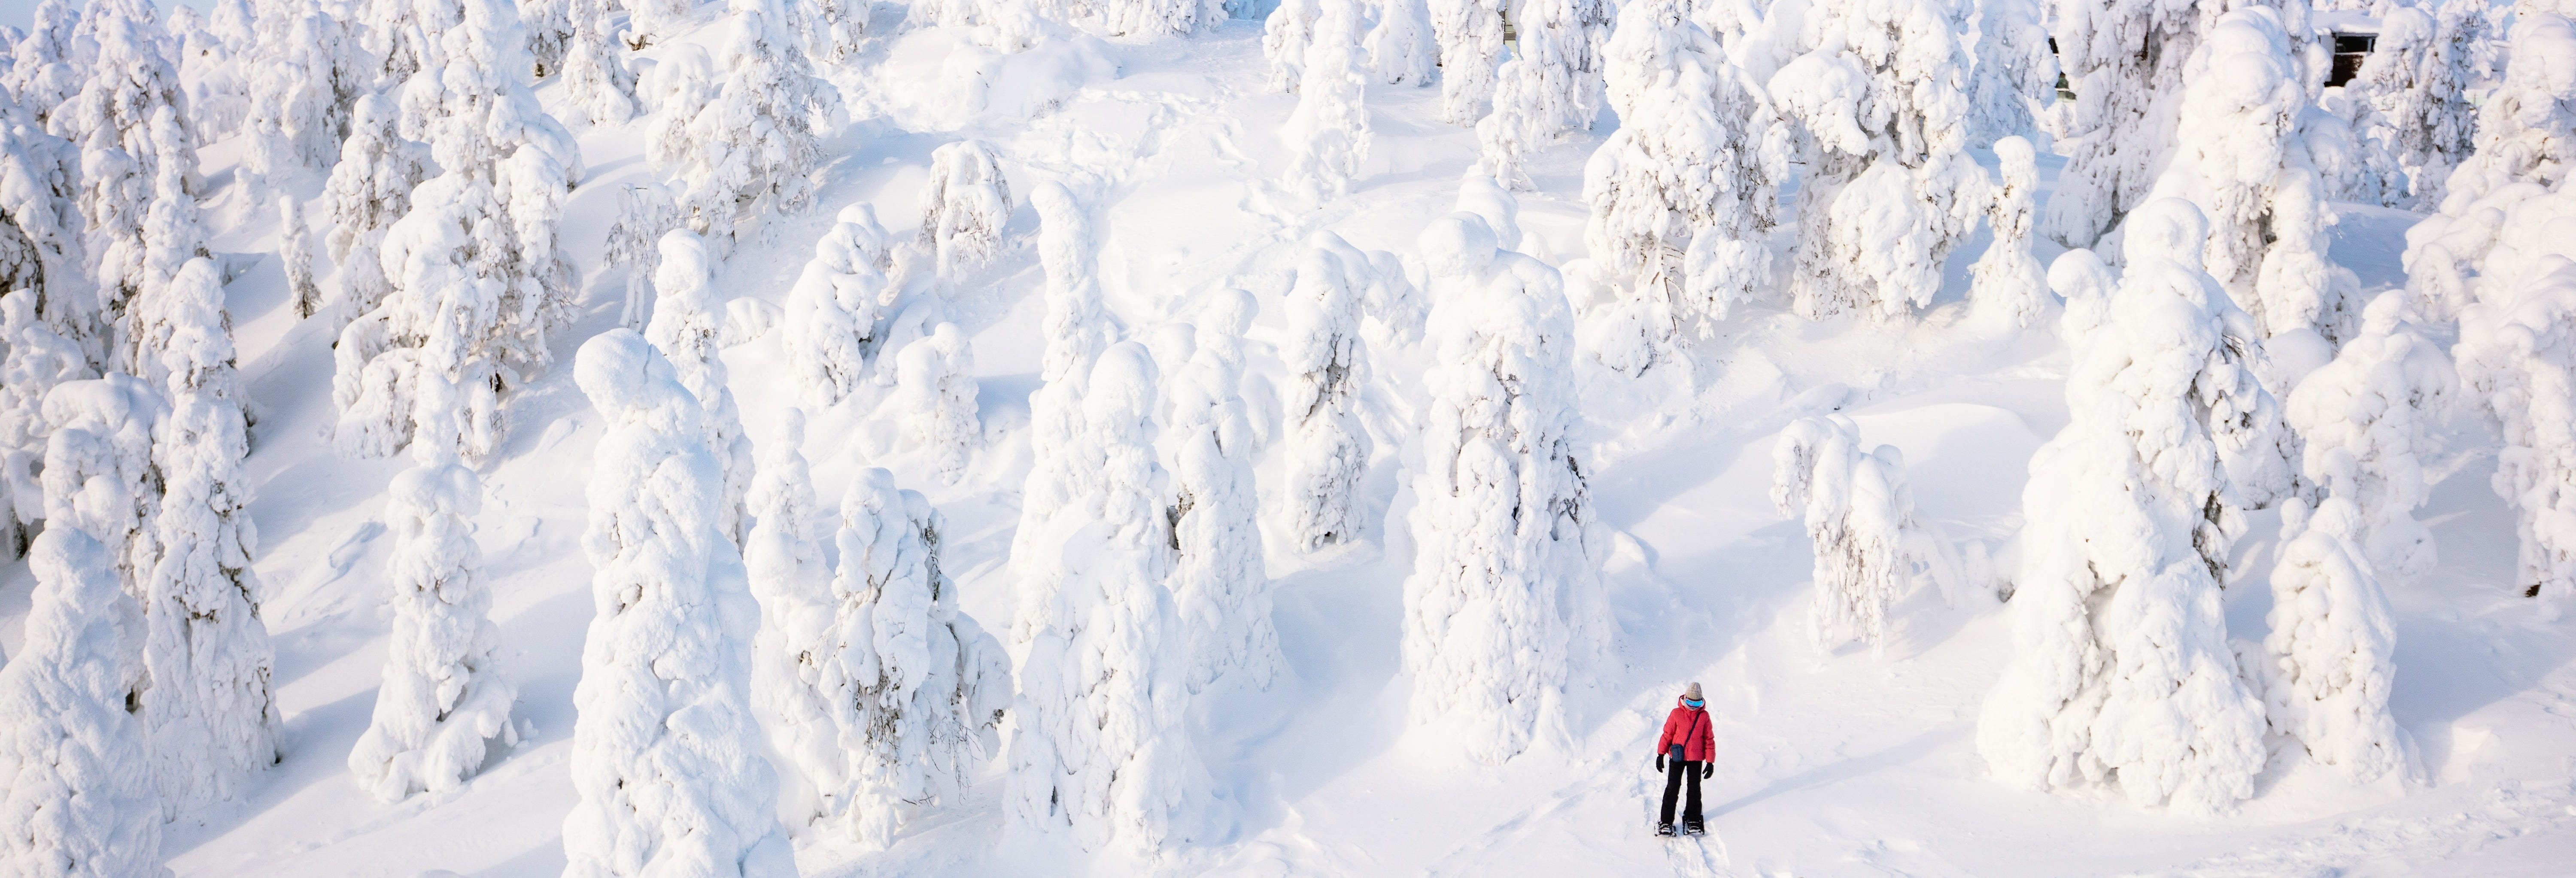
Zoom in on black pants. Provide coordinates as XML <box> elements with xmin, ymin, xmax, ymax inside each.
<box><xmin>1659</xmin><ymin>760</ymin><xmax>1703</xmax><ymax>826</ymax></box>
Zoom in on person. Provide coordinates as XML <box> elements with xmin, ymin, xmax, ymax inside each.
<box><xmin>1654</xmin><ymin>681</ymin><xmax>1714</xmax><ymax>836</ymax></box>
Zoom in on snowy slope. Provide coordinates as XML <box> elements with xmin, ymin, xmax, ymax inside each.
<box><xmin>4</xmin><ymin>13</ymin><xmax>2575</xmax><ymax>878</ymax></box>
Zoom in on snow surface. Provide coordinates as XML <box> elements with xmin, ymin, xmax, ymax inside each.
<box><xmin>4</xmin><ymin>13</ymin><xmax>2576</xmax><ymax>878</ymax></box>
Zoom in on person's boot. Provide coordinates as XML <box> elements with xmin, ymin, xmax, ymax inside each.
<box><xmin>1655</xmin><ymin>822</ymin><xmax>1677</xmax><ymax>837</ymax></box>
<box><xmin>1684</xmin><ymin>818</ymin><xmax>1705</xmax><ymax>835</ymax></box>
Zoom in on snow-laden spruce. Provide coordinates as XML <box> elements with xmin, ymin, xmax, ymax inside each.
<box><xmin>1977</xmin><ymin>200</ymin><xmax>2287</xmax><ymax>813</ymax></box>
<box><xmin>39</xmin><ymin>374</ymin><xmax>165</xmax><ymax>601</ymax></box>
<box><xmin>0</xmin><ymin>122</ymin><xmax>87</xmax><ymax>362</ymax></box>
<box><xmin>921</xmin><ymin>140</ymin><xmax>1016</xmax><ymax>279</ymax></box>
<box><xmin>893</xmin><ymin>322</ymin><xmax>981</xmax><ymax>483</ymax></box>
<box><xmin>1009</xmin><ymin>182</ymin><xmax>1115</xmax><ymax>590</ymax></box>
<box><xmin>647</xmin><ymin>231</ymin><xmax>757</xmax><ymax>547</ymax></box>
<box><xmin>561</xmin><ymin>330</ymin><xmax>795</xmax><ymax>878</ymax></box>
<box><xmin>559</xmin><ymin>0</ymin><xmax>639</xmax><ymax>128</ymax></box>
<box><xmin>2402</xmin><ymin>13</ymin><xmax>2576</xmax><ymax>322</ymax></box>
<box><xmin>1007</xmin><ymin>343</ymin><xmax>1229</xmax><ymax>853</ymax></box>
<box><xmin>1772</xmin><ymin>415</ymin><xmax>1947</xmax><ymax>654</ymax></box>
<box><xmin>787</xmin><ymin>467</ymin><xmax>1012</xmax><ymax>846</ymax></box>
<box><xmin>1770</xmin><ymin>0</ymin><xmax>1981</xmax><ymax>323</ymax></box>
<box><xmin>237</xmin><ymin>7</ymin><xmax>362</xmax><ymax>205</ymax></box>
<box><xmin>2348</xmin><ymin>3</ymin><xmax>2479</xmax><ymax>209</ymax></box>
<box><xmin>124</xmin><ymin>109</ymin><xmax>213</xmax><ymax>383</ymax></box>
<box><xmin>1428</xmin><ymin>0</ymin><xmax>1506</xmax><ymax>124</ymax></box>
<box><xmin>347</xmin><ymin>402</ymin><xmax>516</xmax><ymax>802</ymax></box>
<box><xmin>2284</xmin><ymin>292</ymin><xmax>2458</xmax><ymax>585</ymax></box>
<box><xmin>605</xmin><ymin>181</ymin><xmax>682</xmax><ymax>330</ymax></box>
<box><xmin>644</xmin><ymin>0</ymin><xmax>831</xmax><ymax>248</ymax></box>
<box><xmin>2262</xmin><ymin>496</ymin><xmax>2404</xmax><ymax>783</ymax></box>
<box><xmin>54</xmin><ymin>0</ymin><xmax>186</xmax><ymax>312</ymax></box>
<box><xmin>1963</xmin><ymin>0</ymin><xmax>2057</xmax><ymax>148</ymax></box>
<box><xmin>0</xmin><ymin>291</ymin><xmax>92</xmax><ymax>549</ymax></box>
<box><xmin>281</xmin><ymin>194</ymin><xmax>322</xmax><ymax>319</ymax></box>
<box><xmin>2455</xmin><ymin>256</ymin><xmax>2576</xmax><ymax>604</ymax></box>
<box><xmin>1580</xmin><ymin>0</ymin><xmax>1778</xmax><ymax>372</ymax></box>
<box><xmin>1478</xmin><ymin>0</ymin><xmax>1610</xmax><ymax>185</ymax></box>
<box><xmin>0</xmin><ymin>530</ymin><xmax>167</xmax><ymax>878</ymax></box>
<box><xmin>1282</xmin><ymin>0</ymin><xmax>1371</xmax><ymax>202</ymax></box>
<box><xmin>742</xmin><ymin>408</ymin><xmax>838</xmax><ymax>832</ymax></box>
<box><xmin>1367</xmin><ymin>0</ymin><xmax>1436</xmax><ymax>86</ymax></box>
<box><xmin>1965</xmin><ymin>136</ymin><xmax>2052</xmax><ymax>329</ymax></box>
<box><xmin>1405</xmin><ymin>211</ymin><xmax>1613</xmax><ymax>765</ymax></box>
<box><xmin>320</xmin><ymin>94</ymin><xmax>426</xmax><ymax>329</ymax></box>
<box><xmin>1103</xmin><ymin>0</ymin><xmax>1221</xmax><ymax>39</ymax></box>
<box><xmin>1166</xmin><ymin>298</ymin><xmax>1282</xmax><ymax>693</ymax></box>
<box><xmin>2151</xmin><ymin>8</ymin><xmax>2357</xmax><ymax>348</ymax></box>
<box><xmin>340</xmin><ymin>0</ymin><xmax>581</xmax><ymax>462</ymax></box>
<box><xmin>785</xmin><ymin>204</ymin><xmax>897</xmax><ymax>406</ymax></box>
<box><xmin>141</xmin><ymin>254</ymin><xmax>279</xmax><ymax>818</ymax></box>
<box><xmin>800</xmin><ymin>0</ymin><xmax>869</xmax><ymax>64</ymax></box>
<box><xmin>1280</xmin><ymin>232</ymin><xmax>1383</xmax><ymax>552</ymax></box>
<box><xmin>2041</xmin><ymin>0</ymin><xmax>2208</xmax><ymax>248</ymax></box>
<box><xmin>1262</xmin><ymin>0</ymin><xmax>1319</xmax><ymax>91</ymax></box>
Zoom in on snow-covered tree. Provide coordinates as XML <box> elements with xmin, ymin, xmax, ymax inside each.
<box><xmin>282</xmin><ymin>194</ymin><xmax>321</xmax><ymax>318</ymax></box>
<box><xmin>796</xmin><ymin>468</ymin><xmax>1012</xmax><ymax>845</ymax></box>
<box><xmin>1976</xmin><ymin>199</ymin><xmax>2291</xmax><ymax>813</ymax></box>
<box><xmin>238</xmin><ymin>9</ymin><xmax>364</xmax><ymax>202</ymax></box>
<box><xmin>340</xmin><ymin>0</ymin><xmax>581</xmax><ymax>462</ymax></box>
<box><xmin>804</xmin><ymin>0</ymin><xmax>869</xmax><ymax>65</ymax></box>
<box><xmin>558</xmin><ymin>0</ymin><xmax>639</xmax><ymax>128</ymax></box>
<box><xmin>524</xmin><ymin>0</ymin><xmax>573</xmax><ymax>77</ymax></box>
<box><xmin>2349</xmin><ymin>3</ymin><xmax>2479</xmax><ymax>209</ymax></box>
<box><xmin>605</xmin><ymin>181</ymin><xmax>681</xmax><ymax>331</ymax></box>
<box><xmin>2260</xmin><ymin>495</ymin><xmax>2403</xmax><ymax>782</ymax></box>
<box><xmin>0</xmin><ymin>121</ymin><xmax>88</xmax><ymax>359</ymax></box>
<box><xmin>126</xmin><ymin>109</ymin><xmax>212</xmax><ymax>382</ymax></box>
<box><xmin>1511</xmin><ymin>0</ymin><xmax>1612</xmax><ymax>134</ymax></box>
<box><xmin>920</xmin><ymin>140</ymin><xmax>1015</xmax><ymax>278</ymax></box>
<box><xmin>647</xmin><ymin>0</ymin><xmax>832</xmax><ymax>248</ymax></box>
<box><xmin>562</xmin><ymin>329</ymin><xmax>796</xmax><ymax>878</ymax></box>
<box><xmin>1262</xmin><ymin>0</ymin><xmax>1320</xmax><ymax>91</ymax></box>
<box><xmin>1966</xmin><ymin>135</ymin><xmax>2051</xmax><ymax>328</ymax></box>
<box><xmin>625</xmin><ymin>0</ymin><xmax>696</xmax><ymax>43</ymax></box>
<box><xmin>2400</xmin><ymin>12</ymin><xmax>2576</xmax><ymax>322</ymax></box>
<box><xmin>6</xmin><ymin>0</ymin><xmax>85</xmax><ymax>129</ymax></box>
<box><xmin>140</xmin><ymin>252</ymin><xmax>278</xmax><ymax>818</ymax></box>
<box><xmin>893</xmin><ymin>322</ymin><xmax>981</xmax><ymax>483</ymax></box>
<box><xmin>1282</xmin><ymin>0</ymin><xmax>1371</xmax><ymax>202</ymax></box>
<box><xmin>2039</xmin><ymin>0</ymin><xmax>2209</xmax><ymax>247</ymax></box>
<box><xmin>2454</xmin><ymin>256</ymin><xmax>2576</xmax><ymax>603</ymax></box>
<box><xmin>1428</xmin><ymin>0</ymin><xmax>1505</xmax><ymax>124</ymax></box>
<box><xmin>743</xmin><ymin>408</ymin><xmax>839</xmax><ymax>831</ymax></box>
<box><xmin>1581</xmin><ymin>0</ymin><xmax>1779</xmax><ymax>368</ymax></box>
<box><xmin>1367</xmin><ymin>0</ymin><xmax>1436</xmax><ymax>85</ymax></box>
<box><xmin>321</xmin><ymin>94</ymin><xmax>427</xmax><ymax>329</ymax></box>
<box><xmin>1770</xmin><ymin>0</ymin><xmax>1982</xmax><ymax>322</ymax></box>
<box><xmin>40</xmin><ymin>374</ymin><xmax>165</xmax><ymax>602</ymax></box>
<box><xmin>61</xmin><ymin>13</ymin><xmax>189</xmax><ymax>327</ymax></box>
<box><xmin>646</xmin><ymin>230</ymin><xmax>756</xmax><ymax>546</ymax></box>
<box><xmin>1772</xmin><ymin>415</ymin><xmax>1940</xmax><ymax>653</ymax></box>
<box><xmin>784</xmin><ymin>205</ymin><xmax>894</xmax><ymax>407</ymax></box>
<box><xmin>2284</xmin><ymin>292</ymin><xmax>2457</xmax><ymax>584</ymax></box>
<box><xmin>1009</xmin><ymin>182</ymin><xmax>1115</xmax><ymax>585</ymax></box>
<box><xmin>173</xmin><ymin>2</ymin><xmax>251</xmax><ymax>140</ymax></box>
<box><xmin>1965</xmin><ymin>0</ymin><xmax>2057</xmax><ymax>148</ymax></box>
<box><xmin>1405</xmin><ymin>211</ymin><xmax>1612</xmax><ymax>764</ymax></box>
<box><xmin>1104</xmin><ymin>0</ymin><xmax>1221</xmax><ymax>37</ymax></box>
<box><xmin>0</xmin><ymin>290</ymin><xmax>91</xmax><ymax>546</ymax></box>
<box><xmin>1007</xmin><ymin>342</ymin><xmax>1227</xmax><ymax>852</ymax></box>
<box><xmin>346</xmin><ymin>401</ymin><xmax>515</xmax><ymax>802</ymax></box>
<box><xmin>0</xmin><ymin>529</ymin><xmax>166</xmax><ymax>878</ymax></box>
<box><xmin>1281</xmin><ymin>233</ymin><xmax>1379</xmax><ymax>551</ymax></box>
<box><xmin>2152</xmin><ymin>8</ymin><xmax>2357</xmax><ymax>346</ymax></box>
<box><xmin>1166</xmin><ymin>313</ymin><xmax>1280</xmax><ymax>692</ymax></box>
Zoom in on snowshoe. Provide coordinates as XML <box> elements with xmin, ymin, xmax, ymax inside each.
<box><xmin>1655</xmin><ymin>823</ymin><xmax>1677</xmax><ymax>837</ymax></box>
<box><xmin>1683</xmin><ymin>820</ymin><xmax>1706</xmax><ymax>836</ymax></box>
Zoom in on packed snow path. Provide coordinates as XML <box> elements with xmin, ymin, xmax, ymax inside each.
<box><xmin>1</xmin><ymin>15</ymin><xmax>2573</xmax><ymax>878</ymax></box>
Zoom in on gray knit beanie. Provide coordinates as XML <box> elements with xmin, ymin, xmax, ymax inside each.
<box><xmin>1683</xmin><ymin>682</ymin><xmax>1703</xmax><ymax>702</ymax></box>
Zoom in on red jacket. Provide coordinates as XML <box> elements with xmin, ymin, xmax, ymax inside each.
<box><xmin>1657</xmin><ymin>700</ymin><xmax>1715</xmax><ymax>763</ymax></box>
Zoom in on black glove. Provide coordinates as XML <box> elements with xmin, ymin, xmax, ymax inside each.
<box><xmin>1655</xmin><ymin>754</ymin><xmax>1666</xmax><ymax>772</ymax></box>
<box><xmin>1700</xmin><ymin>763</ymin><xmax>1713</xmax><ymax>780</ymax></box>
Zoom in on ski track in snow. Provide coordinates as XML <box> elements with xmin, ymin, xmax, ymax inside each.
<box><xmin>3</xmin><ymin>12</ymin><xmax>2575</xmax><ymax>878</ymax></box>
